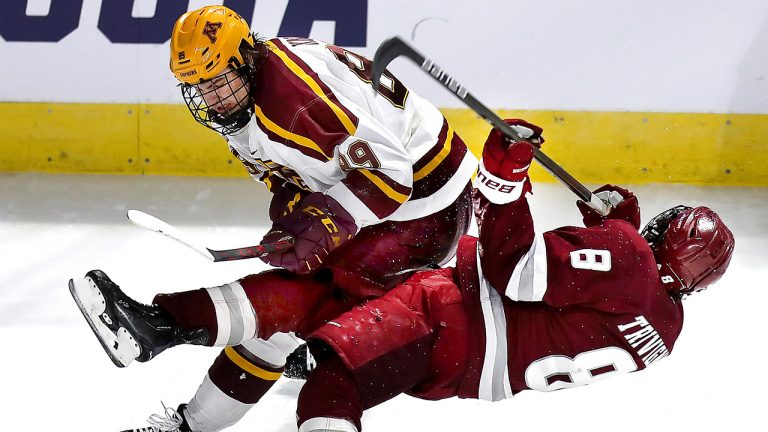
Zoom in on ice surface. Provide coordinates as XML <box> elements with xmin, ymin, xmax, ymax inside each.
<box><xmin>1</xmin><ymin>173</ymin><xmax>765</xmax><ymax>431</ymax></box>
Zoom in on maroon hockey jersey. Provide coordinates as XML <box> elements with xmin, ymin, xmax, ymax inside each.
<box><xmin>455</xmin><ymin>190</ymin><xmax>684</xmax><ymax>400</ymax></box>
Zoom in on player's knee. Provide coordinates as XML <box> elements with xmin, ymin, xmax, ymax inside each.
<box><xmin>238</xmin><ymin>270</ymin><xmax>334</xmax><ymax>337</ymax></box>
<box><xmin>297</xmin><ymin>351</ymin><xmax>363</xmax><ymax>432</ymax></box>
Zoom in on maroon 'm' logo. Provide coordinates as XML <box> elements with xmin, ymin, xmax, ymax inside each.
<box><xmin>202</xmin><ymin>21</ymin><xmax>223</xmax><ymax>43</ymax></box>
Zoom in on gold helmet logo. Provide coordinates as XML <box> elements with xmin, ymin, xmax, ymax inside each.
<box><xmin>202</xmin><ymin>21</ymin><xmax>222</xmax><ymax>43</ymax></box>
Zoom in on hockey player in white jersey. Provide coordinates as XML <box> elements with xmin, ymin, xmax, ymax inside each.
<box><xmin>169</xmin><ymin>5</ymin><xmax>476</xmax><ymax>292</ymax></box>
<box><xmin>70</xmin><ymin>5</ymin><xmax>476</xmax><ymax>432</ymax></box>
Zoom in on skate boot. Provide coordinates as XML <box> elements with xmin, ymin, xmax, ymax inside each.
<box><xmin>120</xmin><ymin>403</ymin><xmax>192</xmax><ymax>432</ymax></box>
<box><xmin>69</xmin><ymin>270</ymin><xmax>209</xmax><ymax>367</ymax></box>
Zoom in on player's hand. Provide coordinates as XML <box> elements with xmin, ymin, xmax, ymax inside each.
<box><xmin>267</xmin><ymin>182</ymin><xmax>307</xmax><ymax>222</ymax></box>
<box><xmin>577</xmin><ymin>184</ymin><xmax>641</xmax><ymax>229</ymax></box>
<box><xmin>481</xmin><ymin>118</ymin><xmax>544</xmax><ymax>182</ymax></box>
<box><xmin>261</xmin><ymin>193</ymin><xmax>357</xmax><ymax>274</ymax></box>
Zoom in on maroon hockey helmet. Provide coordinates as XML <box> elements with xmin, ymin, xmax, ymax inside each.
<box><xmin>642</xmin><ymin>206</ymin><xmax>735</xmax><ymax>297</ymax></box>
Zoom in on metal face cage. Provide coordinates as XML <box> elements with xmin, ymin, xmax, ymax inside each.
<box><xmin>180</xmin><ymin>66</ymin><xmax>253</xmax><ymax>136</ymax></box>
<box><xmin>640</xmin><ymin>205</ymin><xmax>692</xmax><ymax>247</ymax></box>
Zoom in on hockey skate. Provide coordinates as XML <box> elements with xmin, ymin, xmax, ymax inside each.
<box><xmin>120</xmin><ymin>403</ymin><xmax>192</xmax><ymax>432</ymax></box>
<box><xmin>69</xmin><ymin>270</ymin><xmax>209</xmax><ymax>367</ymax></box>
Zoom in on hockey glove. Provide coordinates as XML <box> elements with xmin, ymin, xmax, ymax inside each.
<box><xmin>261</xmin><ymin>192</ymin><xmax>358</xmax><ymax>274</ymax></box>
<box><xmin>577</xmin><ymin>184</ymin><xmax>641</xmax><ymax>229</ymax></box>
<box><xmin>476</xmin><ymin>119</ymin><xmax>544</xmax><ymax>204</ymax></box>
<box><xmin>267</xmin><ymin>181</ymin><xmax>308</xmax><ymax>222</ymax></box>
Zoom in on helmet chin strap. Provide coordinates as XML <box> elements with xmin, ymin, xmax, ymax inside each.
<box><xmin>210</xmin><ymin>108</ymin><xmax>252</xmax><ymax>132</ymax></box>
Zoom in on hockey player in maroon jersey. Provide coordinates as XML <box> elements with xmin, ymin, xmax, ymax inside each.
<box><xmin>70</xmin><ymin>5</ymin><xmax>477</xmax><ymax>430</ymax></box>
<box><xmin>72</xmin><ymin>116</ymin><xmax>734</xmax><ymax>432</ymax></box>
<box><xmin>285</xmin><ymin>119</ymin><xmax>735</xmax><ymax>432</ymax></box>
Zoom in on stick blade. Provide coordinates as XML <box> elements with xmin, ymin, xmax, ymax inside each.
<box><xmin>126</xmin><ymin>209</ymin><xmax>215</xmax><ymax>261</ymax></box>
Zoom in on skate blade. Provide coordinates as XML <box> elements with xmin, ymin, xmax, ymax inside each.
<box><xmin>68</xmin><ymin>277</ymin><xmax>141</xmax><ymax>368</ymax></box>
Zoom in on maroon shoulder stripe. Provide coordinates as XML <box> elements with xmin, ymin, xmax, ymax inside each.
<box><xmin>251</xmin><ymin>39</ymin><xmax>359</xmax><ymax>159</ymax></box>
<box><xmin>270</xmin><ymin>39</ymin><xmax>358</xmax><ymax>128</ymax></box>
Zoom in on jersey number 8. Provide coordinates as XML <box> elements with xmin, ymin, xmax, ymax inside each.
<box><xmin>525</xmin><ymin>347</ymin><xmax>638</xmax><ymax>391</ymax></box>
<box><xmin>570</xmin><ymin>249</ymin><xmax>612</xmax><ymax>272</ymax></box>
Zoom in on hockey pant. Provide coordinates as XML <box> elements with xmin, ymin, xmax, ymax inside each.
<box><xmin>150</xmin><ymin>190</ymin><xmax>471</xmax><ymax>432</ymax></box>
<box><xmin>298</xmin><ymin>267</ymin><xmax>470</xmax><ymax>432</ymax></box>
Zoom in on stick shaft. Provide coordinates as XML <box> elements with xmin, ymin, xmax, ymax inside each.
<box><xmin>208</xmin><ymin>239</ymin><xmax>294</xmax><ymax>262</ymax></box>
<box><xmin>372</xmin><ymin>37</ymin><xmax>609</xmax><ymax>215</ymax></box>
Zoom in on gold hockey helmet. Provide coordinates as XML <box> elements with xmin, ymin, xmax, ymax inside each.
<box><xmin>170</xmin><ymin>5</ymin><xmax>255</xmax><ymax>84</ymax></box>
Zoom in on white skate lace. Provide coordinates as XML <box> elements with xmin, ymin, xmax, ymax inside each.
<box><xmin>146</xmin><ymin>402</ymin><xmax>183</xmax><ymax>432</ymax></box>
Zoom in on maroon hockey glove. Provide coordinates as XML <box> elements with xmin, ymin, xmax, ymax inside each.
<box><xmin>476</xmin><ymin>119</ymin><xmax>543</xmax><ymax>204</ymax></box>
<box><xmin>481</xmin><ymin>118</ymin><xmax>544</xmax><ymax>181</ymax></box>
<box><xmin>261</xmin><ymin>192</ymin><xmax>358</xmax><ymax>274</ymax></box>
<box><xmin>267</xmin><ymin>181</ymin><xmax>308</xmax><ymax>222</ymax></box>
<box><xmin>577</xmin><ymin>184</ymin><xmax>641</xmax><ymax>229</ymax></box>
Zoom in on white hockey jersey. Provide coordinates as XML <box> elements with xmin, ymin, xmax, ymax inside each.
<box><xmin>225</xmin><ymin>37</ymin><xmax>477</xmax><ymax>228</ymax></box>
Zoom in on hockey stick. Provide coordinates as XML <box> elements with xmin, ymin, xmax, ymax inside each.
<box><xmin>371</xmin><ymin>37</ymin><xmax>610</xmax><ymax>215</ymax></box>
<box><xmin>127</xmin><ymin>210</ymin><xmax>294</xmax><ymax>262</ymax></box>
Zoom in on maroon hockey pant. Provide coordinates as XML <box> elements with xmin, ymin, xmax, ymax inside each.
<box><xmin>149</xmin><ymin>189</ymin><xmax>471</xmax><ymax>412</ymax></box>
<box><xmin>153</xmin><ymin>184</ymin><xmax>471</xmax><ymax>341</ymax></box>
<box><xmin>298</xmin><ymin>268</ymin><xmax>470</xmax><ymax>431</ymax></box>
